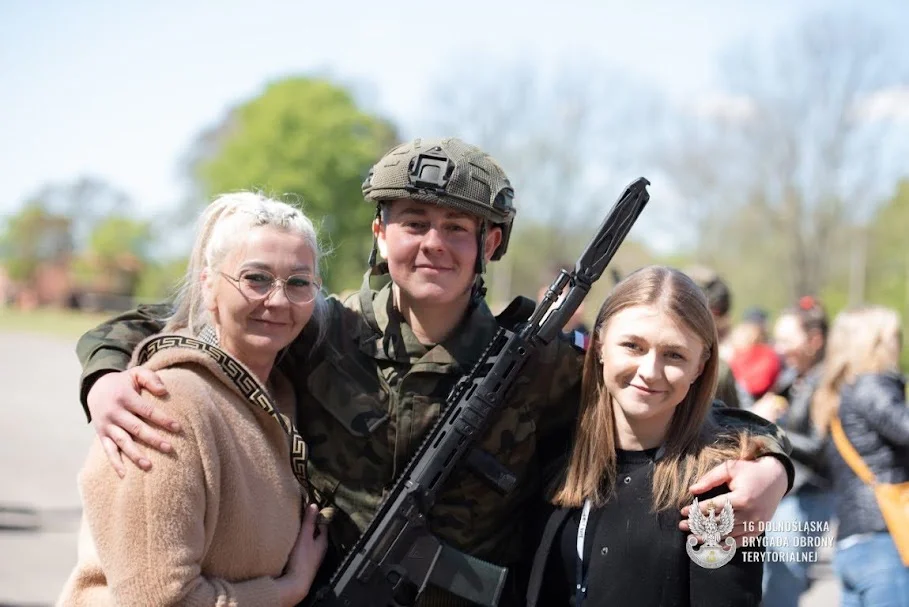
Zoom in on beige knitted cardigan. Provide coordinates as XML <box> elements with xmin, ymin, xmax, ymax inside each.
<box><xmin>58</xmin><ymin>334</ymin><xmax>303</xmax><ymax>606</ymax></box>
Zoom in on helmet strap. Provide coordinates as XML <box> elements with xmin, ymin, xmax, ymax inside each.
<box><xmin>471</xmin><ymin>275</ymin><xmax>487</xmax><ymax>303</ymax></box>
<box><xmin>367</xmin><ymin>204</ymin><xmax>382</xmax><ymax>268</ymax></box>
<box><xmin>474</xmin><ymin>221</ymin><xmax>487</xmax><ymax>275</ymax></box>
<box><xmin>470</xmin><ymin>221</ymin><xmax>488</xmax><ymax>303</ymax></box>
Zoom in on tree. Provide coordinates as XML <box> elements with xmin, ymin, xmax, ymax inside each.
<box><xmin>0</xmin><ymin>200</ymin><xmax>73</xmax><ymax>283</ymax></box>
<box><xmin>659</xmin><ymin>12</ymin><xmax>908</xmax><ymax>304</ymax></box>
<box><xmin>25</xmin><ymin>177</ymin><xmax>133</xmax><ymax>249</ymax></box>
<box><xmin>188</xmin><ymin>77</ymin><xmax>398</xmax><ymax>291</ymax></box>
<box><xmin>867</xmin><ymin>179</ymin><xmax>909</xmax><ymax>313</ymax></box>
<box><xmin>76</xmin><ymin>216</ymin><xmax>153</xmax><ymax>296</ymax></box>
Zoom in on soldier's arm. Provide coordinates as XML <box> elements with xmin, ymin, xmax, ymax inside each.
<box><xmin>77</xmin><ymin>303</ymin><xmax>172</xmax><ymax>412</ymax></box>
<box><xmin>77</xmin><ymin>303</ymin><xmax>177</xmax><ymax>476</ymax></box>
<box><xmin>680</xmin><ymin>404</ymin><xmax>794</xmax><ymax>541</ymax></box>
<box><xmin>710</xmin><ymin>404</ymin><xmax>794</xmax><ymax>491</ymax></box>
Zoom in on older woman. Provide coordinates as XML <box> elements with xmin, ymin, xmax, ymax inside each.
<box><xmin>59</xmin><ymin>193</ymin><xmax>328</xmax><ymax>606</ymax></box>
<box><xmin>527</xmin><ymin>266</ymin><xmax>765</xmax><ymax>607</ymax></box>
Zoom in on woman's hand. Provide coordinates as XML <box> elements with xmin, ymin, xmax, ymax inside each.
<box><xmin>276</xmin><ymin>503</ymin><xmax>329</xmax><ymax>606</ymax></box>
<box><xmin>87</xmin><ymin>368</ymin><xmax>176</xmax><ymax>477</ymax></box>
<box><xmin>679</xmin><ymin>457</ymin><xmax>788</xmax><ymax>542</ymax></box>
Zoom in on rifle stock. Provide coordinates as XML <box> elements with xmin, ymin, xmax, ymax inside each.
<box><xmin>312</xmin><ymin>177</ymin><xmax>650</xmax><ymax>606</ymax></box>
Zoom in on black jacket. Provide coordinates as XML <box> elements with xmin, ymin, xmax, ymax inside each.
<box><xmin>773</xmin><ymin>364</ymin><xmax>830</xmax><ymax>493</ymax></box>
<box><xmin>525</xmin><ymin>451</ymin><xmax>762</xmax><ymax>607</ymax></box>
<box><xmin>826</xmin><ymin>372</ymin><xmax>909</xmax><ymax>540</ymax></box>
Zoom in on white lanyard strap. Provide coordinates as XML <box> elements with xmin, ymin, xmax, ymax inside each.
<box><xmin>576</xmin><ymin>498</ymin><xmax>593</xmax><ymax>562</ymax></box>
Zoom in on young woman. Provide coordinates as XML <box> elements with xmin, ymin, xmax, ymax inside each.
<box><xmin>814</xmin><ymin>306</ymin><xmax>909</xmax><ymax>606</ymax></box>
<box><xmin>527</xmin><ymin>266</ymin><xmax>764</xmax><ymax>607</ymax></box>
<box><xmin>59</xmin><ymin>193</ymin><xmax>329</xmax><ymax>606</ymax></box>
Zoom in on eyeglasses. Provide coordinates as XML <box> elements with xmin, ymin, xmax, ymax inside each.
<box><xmin>220</xmin><ymin>269</ymin><xmax>321</xmax><ymax>305</ymax></box>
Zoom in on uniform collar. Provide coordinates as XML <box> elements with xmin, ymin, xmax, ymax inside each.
<box><xmin>355</xmin><ymin>269</ymin><xmax>500</xmax><ymax>373</ymax></box>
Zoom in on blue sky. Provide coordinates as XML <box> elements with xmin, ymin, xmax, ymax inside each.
<box><xmin>1</xmin><ymin>0</ymin><xmax>906</xmax><ymax>233</ymax></box>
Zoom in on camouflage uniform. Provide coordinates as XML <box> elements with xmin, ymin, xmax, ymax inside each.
<box><xmin>76</xmin><ymin>138</ymin><xmax>794</xmax><ymax>606</ymax></box>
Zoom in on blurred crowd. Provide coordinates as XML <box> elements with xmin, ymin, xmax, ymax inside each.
<box><xmin>682</xmin><ymin>267</ymin><xmax>909</xmax><ymax>606</ymax></box>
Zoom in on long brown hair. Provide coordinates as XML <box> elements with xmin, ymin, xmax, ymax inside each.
<box><xmin>553</xmin><ymin>266</ymin><xmax>760</xmax><ymax>511</ymax></box>
<box><xmin>811</xmin><ymin>306</ymin><xmax>902</xmax><ymax>434</ymax></box>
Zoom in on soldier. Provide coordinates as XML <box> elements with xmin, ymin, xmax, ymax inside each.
<box><xmin>76</xmin><ymin>138</ymin><xmax>793</xmax><ymax>605</ymax></box>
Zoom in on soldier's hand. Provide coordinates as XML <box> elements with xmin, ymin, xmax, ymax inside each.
<box><xmin>276</xmin><ymin>503</ymin><xmax>329</xmax><ymax>605</ymax></box>
<box><xmin>87</xmin><ymin>368</ymin><xmax>176</xmax><ymax>478</ymax></box>
<box><xmin>678</xmin><ymin>457</ymin><xmax>787</xmax><ymax>542</ymax></box>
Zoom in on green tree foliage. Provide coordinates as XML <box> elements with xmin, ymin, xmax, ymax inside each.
<box><xmin>867</xmin><ymin>180</ymin><xmax>909</xmax><ymax>313</ymax></box>
<box><xmin>77</xmin><ymin>216</ymin><xmax>154</xmax><ymax>296</ymax></box>
<box><xmin>0</xmin><ymin>200</ymin><xmax>73</xmax><ymax>282</ymax></box>
<box><xmin>134</xmin><ymin>257</ymin><xmax>190</xmax><ymax>302</ymax></box>
<box><xmin>866</xmin><ymin>180</ymin><xmax>909</xmax><ymax>370</ymax></box>
<box><xmin>190</xmin><ymin>77</ymin><xmax>398</xmax><ymax>291</ymax></box>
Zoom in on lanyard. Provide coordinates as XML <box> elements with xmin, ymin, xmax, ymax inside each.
<box><xmin>575</xmin><ymin>499</ymin><xmax>593</xmax><ymax>606</ymax></box>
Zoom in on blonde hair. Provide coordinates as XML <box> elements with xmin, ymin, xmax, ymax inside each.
<box><xmin>811</xmin><ymin>306</ymin><xmax>902</xmax><ymax>434</ymax></box>
<box><xmin>166</xmin><ymin>191</ymin><xmax>324</xmax><ymax>335</ymax></box>
<box><xmin>553</xmin><ymin>266</ymin><xmax>760</xmax><ymax>512</ymax></box>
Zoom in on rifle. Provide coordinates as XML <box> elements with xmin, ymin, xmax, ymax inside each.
<box><xmin>311</xmin><ymin>177</ymin><xmax>651</xmax><ymax>606</ymax></box>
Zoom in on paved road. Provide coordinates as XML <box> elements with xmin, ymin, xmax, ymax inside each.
<box><xmin>0</xmin><ymin>331</ymin><xmax>91</xmax><ymax>605</ymax></box>
<box><xmin>0</xmin><ymin>330</ymin><xmax>841</xmax><ymax>605</ymax></box>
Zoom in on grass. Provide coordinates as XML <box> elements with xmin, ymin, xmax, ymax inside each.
<box><xmin>0</xmin><ymin>307</ymin><xmax>115</xmax><ymax>340</ymax></box>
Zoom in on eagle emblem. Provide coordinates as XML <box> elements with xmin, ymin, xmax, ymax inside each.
<box><xmin>685</xmin><ymin>497</ymin><xmax>737</xmax><ymax>569</ymax></box>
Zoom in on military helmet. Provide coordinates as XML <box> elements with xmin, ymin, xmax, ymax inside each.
<box><xmin>362</xmin><ymin>137</ymin><xmax>516</xmax><ymax>261</ymax></box>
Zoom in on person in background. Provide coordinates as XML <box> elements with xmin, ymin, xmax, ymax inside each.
<box><xmin>58</xmin><ymin>193</ymin><xmax>328</xmax><ymax>606</ymax></box>
<box><xmin>814</xmin><ymin>305</ymin><xmax>909</xmax><ymax>606</ymax></box>
<box><xmin>526</xmin><ymin>266</ymin><xmax>764</xmax><ymax>607</ymax></box>
<box><xmin>752</xmin><ymin>296</ymin><xmax>833</xmax><ymax>607</ymax></box>
<box><xmin>685</xmin><ymin>266</ymin><xmax>743</xmax><ymax>408</ymax></box>
<box><xmin>728</xmin><ymin>307</ymin><xmax>782</xmax><ymax>401</ymax></box>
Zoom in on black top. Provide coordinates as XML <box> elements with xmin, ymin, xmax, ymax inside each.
<box><xmin>527</xmin><ymin>449</ymin><xmax>763</xmax><ymax>607</ymax></box>
<box><xmin>772</xmin><ymin>364</ymin><xmax>830</xmax><ymax>492</ymax></box>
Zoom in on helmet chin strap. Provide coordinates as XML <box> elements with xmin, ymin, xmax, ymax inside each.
<box><xmin>367</xmin><ymin>205</ymin><xmax>382</xmax><ymax>268</ymax></box>
<box><xmin>470</xmin><ymin>275</ymin><xmax>487</xmax><ymax>303</ymax></box>
<box><xmin>471</xmin><ymin>221</ymin><xmax>488</xmax><ymax>303</ymax></box>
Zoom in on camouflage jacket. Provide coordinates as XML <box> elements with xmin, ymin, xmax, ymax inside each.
<box><xmin>282</xmin><ymin>274</ymin><xmax>584</xmax><ymax>568</ymax></box>
<box><xmin>76</xmin><ymin>275</ymin><xmax>794</xmax><ymax>577</ymax></box>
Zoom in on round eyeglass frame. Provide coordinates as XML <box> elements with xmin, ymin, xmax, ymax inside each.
<box><xmin>220</xmin><ymin>270</ymin><xmax>321</xmax><ymax>305</ymax></box>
